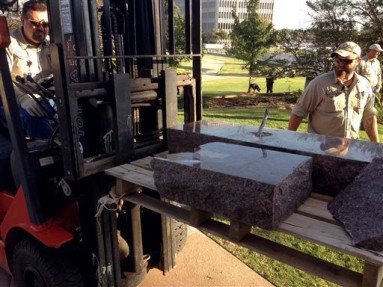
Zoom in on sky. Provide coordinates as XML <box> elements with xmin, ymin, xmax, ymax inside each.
<box><xmin>272</xmin><ymin>0</ymin><xmax>312</xmax><ymax>30</ymax></box>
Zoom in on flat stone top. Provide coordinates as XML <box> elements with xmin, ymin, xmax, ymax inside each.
<box><xmin>156</xmin><ymin>142</ymin><xmax>311</xmax><ymax>185</ymax></box>
<box><xmin>173</xmin><ymin>120</ymin><xmax>383</xmax><ymax>162</ymax></box>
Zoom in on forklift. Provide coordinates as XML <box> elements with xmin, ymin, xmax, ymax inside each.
<box><xmin>0</xmin><ymin>0</ymin><xmax>201</xmax><ymax>286</ymax></box>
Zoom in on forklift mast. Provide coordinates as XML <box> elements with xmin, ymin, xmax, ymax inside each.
<box><xmin>47</xmin><ymin>0</ymin><xmax>202</xmax><ymax>180</ymax></box>
<box><xmin>45</xmin><ymin>0</ymin><xmax>202</xmax><ymax>286</ymax></box>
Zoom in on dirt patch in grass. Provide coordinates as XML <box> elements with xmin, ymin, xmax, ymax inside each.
<box><xmin>205</xmin><ymin>93</ymin><xmax>298</xmax><ymax>109</ymax></box>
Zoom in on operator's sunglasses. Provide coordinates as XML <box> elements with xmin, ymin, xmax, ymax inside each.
<box><xmin>333</xmin><ymin>57</ymin><xmax>357</xmax><ymax>65</ymax></box>
<box><xmin>28</xmin><ymin>19</ymin><xmax>49</xmax><ymax>28</ymax></box>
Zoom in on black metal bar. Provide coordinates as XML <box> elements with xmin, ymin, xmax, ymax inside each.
<box><xmin>110</xmin><ymin>73</ymin><xmax>134</xmax><ymax>164</ymax></box>
<box><xmin>160</xmin><ymin>70</ymin><xmax>178</xmax><ymax>148</ymax></box>
<box><xmin>131</xmin><ymin>204</ymin><xmax>144</xmax><ymax>272</ymax></box>
<box><xmin>50</xmin><ymin>44</ymin><xmax>79</xmax><ymax>180</ymax></box>
<box><xmin>183</xmin><ymin>84</ymin><xmax>196</xmax><ymax>123</ymax></box>
<box><xmin>191</xmin><ymin>0</ymin><xmax>202</xmax><ymax>120</ymax></box>
<box><xmin>168</xmin><ymin>0</ymin><xmax>175</xmax><ymax>54</ymax></box>
<box><xmin>101</xmin><ymin>0</ymin><xmax>114</xmax><ymax>73</ymax></box>
<box><xmin>12</xmin><ymin>80</ymin><xmax>57</xmax><ymax>124</ymax></box>
<box><xmin>0</xmin><ymin>32</ymin><xmax>44</xmax><ymax>224</ymax></box>
<box><xmin>88</xmin><ymin>0</ymin><xmax>103</xmax><ymax>80</ymax></box>
<box><xmin>66</xmin><ymin>54</ymin><xmax>202</xmax><ymax>59</ymax></box>
<box><xmin>185</xmin><ymin>0</ymin><xmax>191</xmax><ymax>54</ymax></box>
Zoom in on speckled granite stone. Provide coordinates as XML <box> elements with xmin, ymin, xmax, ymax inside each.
<box><xmin>151</xmin><ymin>142</ymin><xmax>312</xmax><ymax>229</ymax></box>
<box><xmin>328</xmin><ymin>157</ymin><xmax>383</xmax><ymax>251</ymax></box>
<box><xmin>168</xmin><ymin>120</ymin><xmax>383</xmax><ymax>196</ymax></box>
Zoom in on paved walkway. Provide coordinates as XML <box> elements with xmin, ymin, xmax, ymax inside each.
<box><xmin>139</xmin><ymin>227</ymin><xmax>274</xmax><ymax>287</ymax></box>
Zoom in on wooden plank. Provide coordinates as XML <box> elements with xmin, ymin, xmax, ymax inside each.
<box><xmin>106</xmin><ymin>164</ymin><xmax>153</xmax><ymax>179</ymax></box>
<box><xmin>229</xmin><ymin>221</ymin><xmax>251</xmax><ymax>242</ymax></box>
<box><xmin>126</xmin><ymin>193</ymin><xmax>190</xmax><ymax>224</ymax></box>
<box><xmin>190</xmin><ymin>207</ymin><xmax>212</xmax><ymax>226</ymax></box>
<box><xmin>131</xmin><ymin>90</ymin><xmax>158</xmax><ymax>103</ymax></box>
<box><xmin>106</xmin><ymin>157</ymin><xmax>383</xmax><ymax>266</ymax></box>
<box><xmin>106</xmin><ymin>166</ymin><xmax>156</xmax><ymax>191</ymax></box>
<box><xmin>115</xmin><ymin>179</ymin><xmax>141</xmax><ymax>196</ymax></box>
<box><xmin>128</xmin><ymin>78</ymin><xmax>159</xmax><ymax>92</ymax></box>
<box><xmin>237</xmin><ymin>231</ymin><xmax>363</xmax><ymax>287</ymax></box>
<box><xmin>310</xmin><ymin>192</ymin><xmax>334</xmax><ymax>202</ymax></box>
<box><xmin>362</xmin><ymin>263</ymin><xmax>383</xmax><ymax>287</ymax></box>
<box><xmin>281</xmin><ymin>213</ymin><xmax>383</xmax><ymax>265</ymax></box>
<box><xmin>130</xmin><ymin>156</ymin><xmax>154</xmax><ymax>170</ymax></box>
<box><xmin>124</xmin><ymin>193</ymin><xmax>363</xmax><ymax>287</ymax></box>
<box><xmin>297</xmin><ymin>197</ymin><xmax>337</xmax><ymax>224</ymax></box>
<box><xmin>121</xmin><ymin>164</ymin><xmax>154</xmax><ymax>177</ymax></box>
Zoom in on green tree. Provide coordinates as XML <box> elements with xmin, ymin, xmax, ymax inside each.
<box><xmin>166</xmin><ymin>2</ymin><xmax>187</xmax><ymax>67</ymax></box>
<box><xmin>228</xmin><ymin>0</ymin><xmax>276</xmax><ymax>92</ymax></box>
<box><xmin>346</xmin><ymin>0</ymin><xmax>383</xmax><ymax>48</ymax></box>
<box><xmin>306</xmin><ymin>0</ymin><xmax>358</xmax><ymax>50</ymax></box>
<box><xmin>211</xmin><ymin>28</ymin><xmax>228</xmax><ymax>43</ymax></box>
<box><xmin>254</xmin><ymin>29</ymin><xmax>330</xmax><ymax>89</ymax></box>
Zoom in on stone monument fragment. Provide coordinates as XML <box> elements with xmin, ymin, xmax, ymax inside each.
<box><xmin>167</xmin><ymin>120</ymin><xmax>382</xmax><ymax>196</ymax></box>
<box><xmin>151</xmin><ymin>142</ymin><xmax>312</xmax><ymax>229</ymax></box>
<box><xmin>328</xmin><ymin>157</ymin><xmax>383</xmax><ymax>251</ymax></box>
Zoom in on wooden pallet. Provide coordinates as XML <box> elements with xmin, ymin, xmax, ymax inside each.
<box><xmin>106</xmin><ymin>157</ymin><xmax>383</xmax><ymax>287</ymax></box>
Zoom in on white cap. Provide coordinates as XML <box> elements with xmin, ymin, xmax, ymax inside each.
<box><xmin>369</xmin><ymin>44</ymin><xmax>383</xmax><ymax>52</ymax></box>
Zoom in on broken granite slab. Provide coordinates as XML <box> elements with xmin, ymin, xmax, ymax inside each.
<box><xmin>151</xmin><ymin>142</ymin><xmax>312</xmax><ymax>230</ymax></box>
<box><xmin>168</xmin><ymin>120</ymin><xmax>382</xmax><ymax>196</ymax></box>
<box><xmin>328</xmin><ymin>157</ymin><xmax>383</xmax><ymax>251</ymax></box>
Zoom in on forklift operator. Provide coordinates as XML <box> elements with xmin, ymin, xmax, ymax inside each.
<box><xmin>0</xmin><ymin>0</ymin><xmax>53</xmax><ymax>139</ymax></box>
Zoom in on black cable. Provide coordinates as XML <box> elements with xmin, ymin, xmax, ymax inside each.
<box><xmin>13</xmin><ymin>78</ymin><xmax>58</xmax><ymax>125</ymax></box>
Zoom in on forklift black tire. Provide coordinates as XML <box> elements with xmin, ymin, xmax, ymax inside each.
<box><xmin>173</xmin><ymin>220</ymin><xmax>188</xmax><ymax>253</ymax></box>
<box><xmin>13</xmin><ymin>239</ymin><xmax>84</xmax><ymax>287</ymax></box>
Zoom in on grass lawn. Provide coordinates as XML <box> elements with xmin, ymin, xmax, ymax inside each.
<box><xmin>177</xmin><ymin>54</ymin><xmax>381</xmax><ymax>286</ymax></box>
<box><xmin>202</xmin><ymin>76</ymin><xmax>306</xmax><ymax>97</ymax></box>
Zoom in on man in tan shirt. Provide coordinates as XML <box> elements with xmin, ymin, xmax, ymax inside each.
<box><xmin>357</xmin><ymin>43</ymin><xmax>382</xmax><ymax>105</ymax></box>
<box><xmin>288</xmin><ymin>41</ymin><xmax>379</xmax><ymax>142</ymax></box>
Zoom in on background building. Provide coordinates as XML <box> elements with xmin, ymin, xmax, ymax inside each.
<box><xmin>175</xmin><ymin>0</ymin><xmax>275</xmax><ymax>44</ymax></box>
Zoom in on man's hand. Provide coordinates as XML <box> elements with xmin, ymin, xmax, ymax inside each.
<box><xmin>20</xmin><ymin>96</ymin><xmax>45</xmax><ymax>117</ymax></box>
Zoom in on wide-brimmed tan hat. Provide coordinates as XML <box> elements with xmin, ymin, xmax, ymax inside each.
<box><xmin>369</xmin><ymin>43</ymin><xmax>383</xmax><ymax>52</ymax></box>
<box><xmin>331</xmin><ymin>41</ymin><xmax>361</xmax><ymax>58</ymax></box>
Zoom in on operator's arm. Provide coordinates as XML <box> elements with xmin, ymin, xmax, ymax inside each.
<box><xmin>6</xmin><ymin>34</ymin><xmax>44</xmax><ymax>117</ymax></box>
<box><xmin>288</xmin><ymin>113</ymin><xmax>303</xmax><ymax>131</ymax></box>
<box><xmin>363</xmin><ymin>116</ymin><xmax>380</xmax><ymax>143</ymax></box>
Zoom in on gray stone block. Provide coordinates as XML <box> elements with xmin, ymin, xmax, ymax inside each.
<box><xmin>328</xmin><ymin>157</ymin><xmax>383</xmax><ymax>251</ymax></box>
<box><xmin>168</xmin><ymin>120</ymin><xmax>382</xmax><ymax>196</ymax></box>
<box><xmin>151</xmin><ymin>142</ymin><xmax>312</xmax><ymax>229</ymax></box>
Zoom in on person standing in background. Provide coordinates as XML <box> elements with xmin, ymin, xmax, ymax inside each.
<box><xmin>288</xmin><ymin>41</ymin><xmax>379</xmax><ymax>142</ymax></box>
<box><xmin>266</xmin><ymin>74</ymin><xmax>274</xmax><ymax>94</ymax></box>
<box><xmin>357</xmin><ymin>43</ymin><xmax>383</xmax><ymax>106</ymax></box>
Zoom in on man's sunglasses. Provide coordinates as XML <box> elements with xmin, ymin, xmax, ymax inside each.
<box><xmin>28</xmin><ymin>19</ymin><xmax>49</xmax><ymax>28</ymax></box>
<box><xmin>333</xmin><ymin>57</ymin><xmax>357</xmax><ymax>65</ymax></box>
